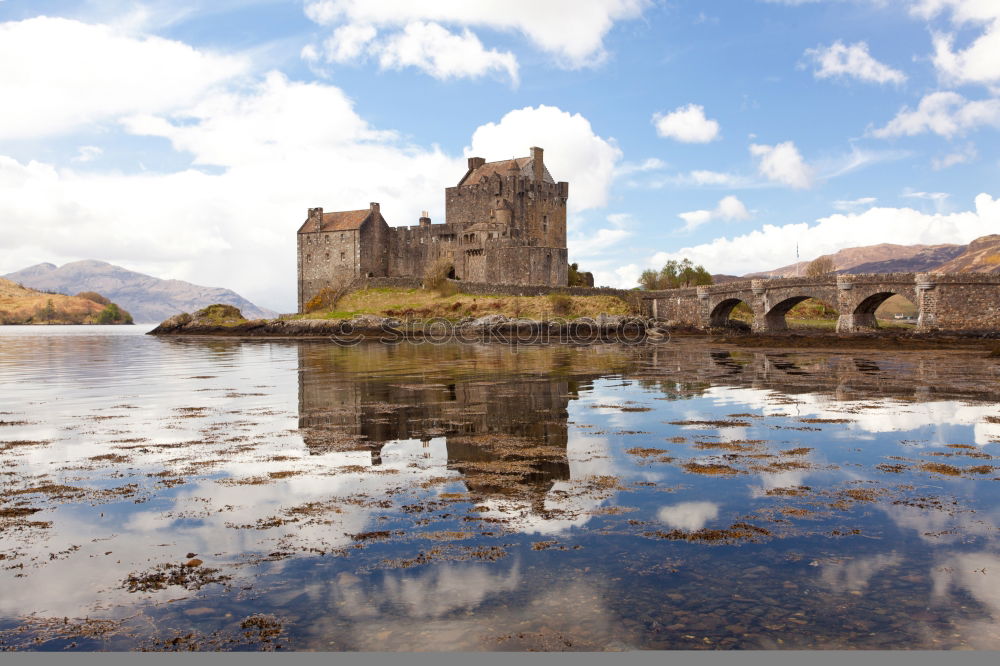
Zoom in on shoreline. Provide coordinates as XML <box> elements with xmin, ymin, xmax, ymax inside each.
<box><xmin>146</xmin><ymin>312</ymin><xmax>1000</xmax><ymax>352</ymax></box>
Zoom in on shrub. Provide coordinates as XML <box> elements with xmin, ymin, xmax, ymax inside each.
<box><xmin>805</xmin><ymin>256</ymin><xmax>835</xmax><ymax>277</ymax></box>
<box><xmin>567</xmin><ymin>263</ymin><xmax>593</xmax><ymax>287</ymax></box>
<box><xmin>193</xmin><ymin>304</ymin><xmax>245</xmax><ymax>322</ymax></box>
<box><xmin>304</xmin><ymin>282</ymin><xmax>351</xmax><ymax>313</ymax></box>
<box><xmin>96</xmin><ymin>303</ymin><xmax>133</xmax><ymax>324</ymax></box>
<box><xmin>639</xmin><ymin>258</ymin><xmax>713</xmax><ymax>289</ymax></box>
<box><xmin>423</xmin><ymin>258</ymin><xmax>456</xmax><ymax>296</ymax></box>
<box><xmin>76</xmin><ymin>291</ymin><xmax>111</xmax><ymax>306</ymax></box>
<box><xmin>548</xmin><ymin>293</ymin><xmax>572</xmax><ymax>316</ymax></box>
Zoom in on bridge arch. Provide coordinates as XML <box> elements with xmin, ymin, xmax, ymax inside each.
<box><xmin>763</xmin><ymin>295</ymin><xmax>839</xmax><ymax>331</ymax></box>
<box><xmin>710</xmin><ymin>298</ymin><xmax>754</xmax><ymax>328</ymax></box>
<box><xmin>843</xmin><ymin>291</ymin><xmax>916</xmax><ymax>331</ymax></box>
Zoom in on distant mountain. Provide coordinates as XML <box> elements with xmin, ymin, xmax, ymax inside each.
<box><xmin>745</xmin><ymin>243</ymin><xmax>965</xmax><ymax>278</ymax></box>
<box><xmin>934</xmin><ymin>234</ymin><xmax>1000</xmax><ymax>273</ymax></box>
<box><xmin>3</xmin><ymin>260</ymin><xmax>277</xmax><ymax>323</ymax></box>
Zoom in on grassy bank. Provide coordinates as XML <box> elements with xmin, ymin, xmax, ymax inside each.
<box><xmin>0</xmin><ymin>278</ymin><xmax>133</xmax><ymax>325</ymax></box>
<box><xmin>293</xmin><ymin>287</ymin><xmax>637</xmax><ymax>321</ymax></box>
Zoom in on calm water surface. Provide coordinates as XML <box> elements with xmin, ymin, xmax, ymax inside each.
<box><xmin>1</xmin><ymin>325</ymin><xmax>1000</xmax><ymax>650</ymax></box>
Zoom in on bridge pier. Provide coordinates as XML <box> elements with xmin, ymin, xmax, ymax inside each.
<box><xmin>835</xmin><ymin>312</ymin><xmax>878</xmax><ymax>333</ymax></box>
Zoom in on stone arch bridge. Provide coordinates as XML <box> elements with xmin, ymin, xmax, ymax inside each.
<box><xmin>645</xmin><ymin>273</ymin><xmax>1000</xmax><ymax>333</ymax></box>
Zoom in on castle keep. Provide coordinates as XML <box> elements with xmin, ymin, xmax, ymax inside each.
<box><xmin>297</xmin><ymin>147</ymin><xmax>568</xmax><ymax>312</ymax></box>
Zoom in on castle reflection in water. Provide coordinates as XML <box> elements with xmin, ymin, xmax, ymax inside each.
<box><xmin>296</xmin><ymin>341</ymin><xmax>1000</xmax><ymax>506</ymax></box>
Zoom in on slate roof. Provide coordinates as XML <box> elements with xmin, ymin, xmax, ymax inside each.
<box><xmin>460</xmin><ymin>157</ymin><xmax>554</xmax><ymax>186</ymax></box>
<box><xmin>298</xmin><ymin>209</ymin><xmax>370</xmax><ymax>234</ymax></box>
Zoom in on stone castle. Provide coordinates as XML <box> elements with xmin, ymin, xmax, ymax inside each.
<box><xmin>297</xmin><ymin>146</ymin><xmax>568</xmax><ymax>312</ymax></box>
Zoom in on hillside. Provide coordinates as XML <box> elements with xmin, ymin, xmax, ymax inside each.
<box><xmin>744</xmin><ymin>235</ymin><xmax>1000</xmax><ymax>279</ymax></box>
<box><xmin>0</xmin><ymin>278</ymin><xmax>132</xmax><ymax>325</ymax></box>
<box><xmin>746</xmin><ymin>243</ymin><xmax>964</xmax><ymax>278</ymax></box>
<box><xmin>934</xmin><ymin>235</ymin><xmax>1000</xmax><ymax>273</ymax></box>
<box><xmin>3</xmin><ymin>260</ymin><xmax>277</xmax><ymax>323</ymax></box>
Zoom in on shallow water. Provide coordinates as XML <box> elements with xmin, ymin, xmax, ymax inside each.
<box><xmin>1</xmin><ymin>326</ymin><xmax>1000</xmax><ymax>650</ymax></box>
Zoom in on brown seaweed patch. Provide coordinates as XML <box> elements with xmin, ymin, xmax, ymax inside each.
<box><xmin>88</xmin><ymin>453</ymin><xmax>130</xmax><ymax>463</ymax></box>
<box><xmin>123</xmin><ymin>562</ymin><xmax>230</xmax><ymax>592</ymax></box>
<box><xmin>592</xmin><ymin>404</ymin><xmax>652</xmax><ymax>412</ymax></box>
<box><xmin>799</xmin><ymin>418</ymin><xmax>854</xmax><ymax>424</ymax></box>
<box><xmin>840</xmin><ymin>487</ymin><xmax>888</xmax><ymax>502</ymax></box>
<box><xmin>682</xmin><ymin>462</ymin><xmax>745</xmax><ymax>476</ymax></box>
<box><xmin>350</xmin><ymin>530</ymin><xmax>403</xmax><ymax>543</ymax></box>
<box><xmin>268</xmin><ymin>470</ymin><xmax>303</xmax><ymax>479</ymax></box>
<box><xmin>750</xmin><ymin>460</ymin><xmax>813</xmax><ymax>473</ymax></box>
<box><xmin>9</xmin><ymin>483</ymin><xmax>85</xmax><ymax>498</ymax></box>
<box><xmin>781</xmin><ymin>447</ymin><xmax>812</xmax><ymax>456</ymax></box>
<box><xmin>919</xmin><ymin>462</ymin><xmax>963</xmax><ymax>477</ymax></box>
<box><xmin>380</xmin><ymin>544</ymin><xmax>508</xmax><ymax>569</ymax></box>
<box><xmin>668</xmin><ymin>419</ymin><xmax>752</xmax><ymax>428</ymax></box>
<box><xmin>0</xmin><ymin>506</ymin><xmax>42</xmax><ymax>518</ymax></box>
<box><xmin>693</xmin><ymin>440</ymin><xmax>760</xmax><ymax>452</ymax></box>
<box><xmin>420</xmin><ymin>531</ymin><xmax>475</xmax><ymax>541</ymax></box>
<box><xmin>642</xmin><ymin>522</ymin><xmax>771</xmax><ymax>544</ymax></box>
<box><xmin>0</xmin><ymin>440</ymin><xmax>51</xmax><ymax>452</ymax></box>
<box><xmin>875</xmin><ymin>463</ymin><xmax>910</xmax><ymax>474</ymax></box>
<box><xmin>764</xmin><ymin>486</ymin><xmax>812</xmax><ymax>496</ymax></box>
<box><xmin>780</xmin><ymin>508</ymin><xmax>815</xmax><ymax>517</ymax></box>
<box><xmin>625</xmin><ymin>447</ymin><xmax>670</xmax><ymax>457</ymax></box>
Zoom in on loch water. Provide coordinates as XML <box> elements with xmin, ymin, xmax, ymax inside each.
<box><xmin>1</xmin><ymin>326</ymin><xmax>1000</xmax><ymax>650</ymax></box>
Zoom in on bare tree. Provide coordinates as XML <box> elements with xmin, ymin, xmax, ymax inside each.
<box><xmin>805</xmin><ymin>256</ymin><xmax>835</xmax><ymax>277</ymax></box>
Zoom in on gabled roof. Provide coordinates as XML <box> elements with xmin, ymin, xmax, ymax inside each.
<box><xmin>459</xmin><ymin>157</ymin><xmax>554</xmax><ymax>187</ymax></box>
<box><xmin>298</xmin><ymin>209</ymin><xmax>370</xmax><ymax>234</ymax></box>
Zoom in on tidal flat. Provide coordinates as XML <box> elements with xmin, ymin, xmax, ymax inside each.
<box><xmin>1</xmin><ymin>325</ymin><xmax>1000</xmax><ymax>650</ymax></box>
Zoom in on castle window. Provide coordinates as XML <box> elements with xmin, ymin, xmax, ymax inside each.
<box><xmin>340</xmin><ymin>252</ymin><xmax>345</xmax><ymax>260</ymax></box>
<box><xmin>340</xmin><ymin>233</ymin><xmax>344</xmax><ymax>239</ymax></box>
<box><xmin>543</xmin><ymin>215</ymin><xmax>548</xmax><ymax>233</ymax></box>
<box><xmin>324</xmin><ymin>252</ymin><xmax>330</xmax><ymax>260</ymax></box>
<box><xmin>306</xmin><ymin>254</ymin><xmax>312</xmax><ymax>262</ymax></box>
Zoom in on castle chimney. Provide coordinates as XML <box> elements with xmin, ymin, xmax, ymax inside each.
<box><xmin>370</xmin><ymin>202</ymin><xmax>380</xmax><ymax>215</ymax></box>
<box><xmin>530</xmin><ymin>146</ymin><xmax>543</xmax><ymax>181</ymax></box>
<box><xmin>419</xmin><ymin>210</ymin><xmax>431</xmax><ymax>227</ymax></box>
<box><xmin>308</xmin><ymin>207</ymin><xmax>323</xmax><ymax>230</ymax></box>
<box><xmin>468</xmin><ymin>156</ymin><xmax>485</xmax><ymax>171</ymax></box>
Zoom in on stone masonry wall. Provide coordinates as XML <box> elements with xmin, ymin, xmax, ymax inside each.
<box><xmin>297</xmin><ymin>229</ymin><xmax>360</xmax><ymax>311</ymax></box>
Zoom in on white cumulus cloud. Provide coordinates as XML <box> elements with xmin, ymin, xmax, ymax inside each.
<box><xmin>652</xmin><ymin>104</ymin><xmax>721</xmax><ymax>143</ymax></box>
<box><xmin>303</xmin><ymin>0</ymin><xmax>650</xmax><ymax>67</ymax></box>
<box><xmin>803</xmin><ymin>40</ymin><xmax>906</xmax><ymax>85</ymax></box>
<box><xmin>872</xmin><ymin>91</ymin><xmax>1000</xmax><ymax>138</ymax></box>
<box><xmin>0</xmin><ymin>16</ymin><xmax>248</xmax><ymax>140</ymax></box>
<box><xmin>657</xmin><ymin>502</ymin><xmax>720</xmax><ymax>531</ymax></box>
<box><xmin>749</xmin><ymin>141</ymin><xmax>813</xmax><ymax>188</ymax></box>
<box><xmin>913</xmin><ymin>0</ymin><xmax>1000</xmax><ymax>87</ymax></box>
<box><xmin>648</xmin><ymin>193</ymin><xmax>1000</xmax><ymax>277</ymax></box>
<box><xmin>319</xmin><ymin>22</ymin><xmax>377</xmax><ymax>63</ymax></box>
<box><xmin>466</xmin><ymin>105</ymin><xmax>622</xmax><ymax>213</ymax></box>
<box><xmin>376</xmin><ymin>22</ymin><xmax>519</xmax><ymax>85</ymax></box>
<box><xmin>678</xmin><ymin>195</ymin><xmax>751</xmax><ymax>232</ymax></box>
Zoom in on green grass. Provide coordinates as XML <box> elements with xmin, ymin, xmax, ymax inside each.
<box><xmin>294</xmin><ymin>287</ymin><xmax>635</xmax><ymax>322</ymax></box>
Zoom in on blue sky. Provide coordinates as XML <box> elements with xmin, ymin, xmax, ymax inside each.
<box><xmin>1</xmin><ymin>0</ymin><xmax>999</xmax><ymax>311</ymax></box>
